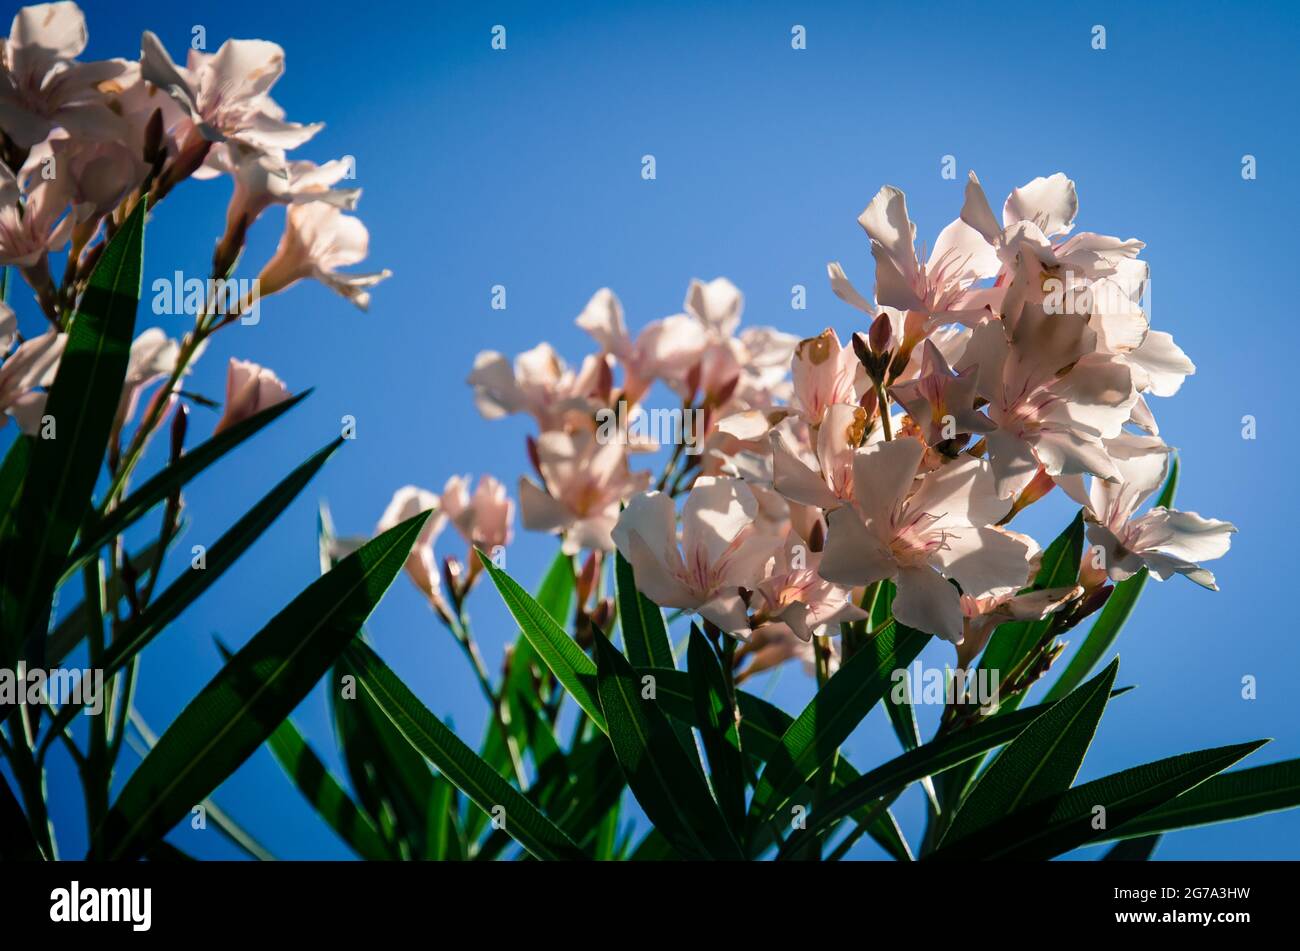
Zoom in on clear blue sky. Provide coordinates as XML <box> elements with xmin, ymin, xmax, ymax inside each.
<box><xmin>13</xmin><ymin>0</ymin><xmax>1299</xmax><ymax>859</ymax></box>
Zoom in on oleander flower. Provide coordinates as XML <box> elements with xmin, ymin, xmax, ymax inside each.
<box><xmin>748</xmin><ymin>530</ymin><xmax>867</xmax><ymax>642</ymax></box>
<box><xmin>214</xmin><ymin>357</ymin><xmax>290</xmax><ymax>434</ymax></box>
<box><xmin>0</xmin><ymin>327</ymin><xmax>64</xmax><ymax>433</ymax></box>
<box><xmin>443</xmin><ymin>473</ymin><xmax>514</xmax><ymax>556</ymax></box>
<box><xmin>519</xmin><ymin>430</ymin><xmax>651</xmax><ymax>554</ymax></box>
<box><xmin>377</xmin><ymin>485</ymin><xmax>447</xmax><ymax>612</ymax></box>
<box><xmin>575</xmin><ymin>287</ymin><xmax>707</xmax><ymax>406</ymax></box>
<box><xmin>770</xmin><ymin>404</ymin><xmax>872</xmax><ymax>511</ymax></box>
<box><xmin>830</xmin><ymin>184</ymin><xmax>999</xmax><ymax>328</ymax></box>
<box><xmin>256</xmin><ymin>202</ymin><xmax>390</xmax><ymax>309</ymax></box>
<box><xmin>0</xmin><ymin>144</ymin><xmax>73</xmax><ymax>266</ymax></box>
<box><xmin>956</xmin><ymin>585</ymin><xmax>1083</xmax><ymax>669</ymax></box>
<box><xmin>956</xmin><ymin>295</ymin><xmax>1137</xmax><ymax>498</ymax></box>
<box><xmin>889</xmin><ymin>338</ymin><xmax>995</xmax><ymax>449</ymax></box>
<box><xmin>113</xmin><ymin>327</ymin><xmax>182</xmax><ymax>440</ymax></box>
<box><xmin>214</xmin><ymin>148</ymin><xmax>360</xmax><ymax>264</ymax></box>
<box><xmin>612</xmin><ymin>476</ymin><xmax>782</xmax><ymax>635</ymax></box>
<box><xmin>1080</xmin><ymin>433</ymin><xmax>1236</xmax><ymax>590</ymax></box>
<box><xmin>139</xmin><ymin>31</ymin><xmax>321</xmax><ymax>154</ymax></box>
<box><xmin>468</xmin><ymin>342</ymin><xmax>609</xmax><ymax>432</ymax></box>
<box><xmin>0</xmin><ymin>2</ymin><xmax>129</xmax><ymax>148</ymax></box>
<box><xmin>818</xmin><ymin>438</ymin><xmax>1032</xmax><ymax>642</ymax></box>
<box><xmin>789</xmin><ymin>328</ymin><xmax>866</xmax><ymax>427</ymax></box>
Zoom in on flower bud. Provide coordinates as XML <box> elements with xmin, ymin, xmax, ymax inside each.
<box><xmin>868</xmin><ymin>311</ymin><xmax>895</xmax><ymax>355</ymax></box>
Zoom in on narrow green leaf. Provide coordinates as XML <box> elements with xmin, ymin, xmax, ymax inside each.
<box><xmin>0</xmin><ymin>435</ymin><xmax>30</xmax><ymax>548</ymax></box>
<box><xmin>1045</xmin><ymin>458</ymin><xmax>1180</xmax><ymax>701</ymax></box>
<box><xmin>616</xmin><ymin>550</ymin><xmax>674</xmax><ymax>669</ymax></box>
<box><xmin>96</xmin><ymin>509</ymin><xmax>430</xmax><ymax>860</ymax></box>
<box><xmin>979</xmin><ymin>510</ymin><xmax>1086</xmax><ymax>683</ymax></box>
<box><xmin>941</xmin><ymin>657</ymin><xmax>1118</xmax><ymax>847</ymax></box>
<box><xmin>746</xmin><ymin>621</ymin><xmax>930</xmax><ymax>833</ymax></box>
<box><xmin>687</xmin><ymin>625</ymin><xmax>746</xmax><ymax>834</ymax></box>
<box><xmin>1102</xmin><ymin>834</ymin><xmax>1160</xmax><ymax>861</ymax></box>
<box><xmin>594</xmin><ymin>629</ymin><xmax>741</xmax><ymax>860</ymax></box>
<box><xmin>1</xmin><ymin>201</ymin><xmax>147</xmax><ymax>666</ymax></box>
<box><xmin>265</xmin><ymin>711</ymin><xmax>392</xmax><ymax>862</ymax></box>
<box><xmin>39</xmin><ymin>439</ymin><xmax>341</xmax><ymax>742</ymax></box>
<box><xmin>930</xmin><ymin>740</ymin><xmax>1267</xmax><ymax>861</ymax></box>
<box><xmin>65</xmin><ymin>390</ymin><xmax>312</xmax><ymax>578</ymax></box>
<box><xmin>1101</xmin><ymin>757</ymin><xmax>1300</xmax><ymax>840</ymax></box>
<box><xmin>330</xmin><ymin>662</ymin><xmax>430</xmax><ymax>858</ymax></box>
<box><xmin>215</xmin><ymin>636</ymin><xmax>390</xmax><ymax>862</ymax></box>
<box><xmin>777</xmin><ymin>693</ymin><xmax>1070</xmax><ymax>858</ymax></box>
<box><xmin>47</xmin><ymin>537</ymin><xmax>167</xmax><ymax>666</ymax></box>
<box><xmin>0</xmin><ymin>770</ymin><xmax>43</xmax><ymax>860</ymax></box>
<box><xmin>340</xmin><ymin>639</ymin><xmax>586</xmax><ymax>861</ymax></box>
<box><xmin>480</xmin><ymin>553</ymin><xmax>604</xmax><ymax>731</ymax></box>
<box><xmin>937</xmin><ymin>511</ymin><xmax>1089</xmax><ymax>813</ymax></box>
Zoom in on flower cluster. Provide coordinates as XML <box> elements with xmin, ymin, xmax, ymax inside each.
<box><xmin>450</xmin><ymin>169</ymin><xmax>1234</xmax><ymax>681</ymax></box>
<box><xmin>0</xmin><ymin>2</ymin><xmax>388</xmax><ymax>453</ymax></box>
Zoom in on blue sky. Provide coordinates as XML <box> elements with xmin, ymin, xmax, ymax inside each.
<box><xmin>10</xmin><ymin>0</ymin><xmax>1299</xmax><ymax>859</ymax></box>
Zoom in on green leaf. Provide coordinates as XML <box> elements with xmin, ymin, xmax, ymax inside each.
<box><xmin>1045</xmin><ymin>458</ymin><xmax>1180</xmax><ymax>701</ymax></box>
<box><xmin>593</xmin><ymin>628</ymin><xmax>741</xmax><ymax>859</ymax></box>
<box><xmin>615</xmin><ymin>550</ymin><xmax>674</xmax><ymax>669</ymax></box>
<box><xmin>480</xmin><ymin>550</ymin><xmax>574</xmax><ymax>777</ymax></box>
<box><xmin>38</xmin><ymin>439</ymin><xmax>341</xmax><ymax>743</ymax></box>
<box><xmin>979</xmin><ymin>510</ymin><xmax>1086</xmax><ymax>684</ymax></box>
<box><xmin>95</xmin><ymin>509</ymin><xmax>430</xmax><ymax>860</ymax></box>
<box><xmin>1102</xmin><ymin>834</ymin><xmax>1160</xmax><ymax>861</ymax></box>
<box><xmin>929</xmin><ymin>740</ymin><xmax>1267</xmax><ymax>861</ymax></box>
<box><xmin>480</xmin><ymin>553</ymin><xmax>604</xmax><ymax>731</ymax></box>
<box><xmin>47</xmin><ymin>537</ymin><xmax>168</xmax><ymax>666</ymax></box>
<box><xmin>937</xmin><ymin>511</ymin><xmax>1089</xmax><ymax>813</ymax></box>
<box><xmin>266</xmin><ymin>711</ymin><xmax>392</xmax><ymax>862</ymax></box>
<box><xmin>330</xmin><ymin>661</ymin><xmax>431</xmax><ymax>858</ymax></box>
<box><xmin>687</xmin><ymin>625</ymin><xmax>746</xmax><ymax>834</ymax></box>
<box><xmin>213</xmin><ymin>640</ymin><xmax>390</xmax><ymax>862</ymax></box>
<box><xmin>0</xmin><ymin>770</ymin><xmax>43</xmax><ymax>860</ymax></box>
<box><xmin>647</xmin><ymin>665</ymin><xmax>908</xmax><ymax>859</ymax></box>
<box><xmin>777</xmin><ymin>692</ymin><xmax>1072</xmax><ymax>858</ymax></box>
<box><xmin>940</xmin><ymin>657</ymin><xmax>1118</xmax><ymax>848</ymax></box>
<box><xmin>64</xmin><ymin>390</ymin><xmax>312</xmax><ymax>579</ymax></box>
<box><xmin>0</xmin><ymin>435</ymin><xmax>31</xmax><ymax>549</ymax></box>
<box><xmin>1101</xmin><ymin>757</ymin><xmax>1300</xmax><ymax>840</ymax></box>
<box><xmin>1</xmin><ymin>200</ymin><xmax>147</xmax><ymax>667</ymax></box>
<box><xmin>745</xmin><ymin>621</ymin><xmax>930</xmax><ymax>834</ymax></box>
<box><xmin>339</xmin><ymin>639</ymin><xmax>586</xmax><ymax>861</ymax></box>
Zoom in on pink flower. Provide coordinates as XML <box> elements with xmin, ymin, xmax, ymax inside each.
<box><xmin>748</xmin><ymin>530</ymin><xmax>866</xmax><ymax>641</ymax></box>
<box><xmin>0</xmin><ymin>2</ymin><xmax>129</xmax><ymax>148</ymax></box>
<box><xmin>889</xmin><ymin>338</ymin><xmax>994</xmax><ymax>448</ymax></box>
<box><xmin>956</xmin><ymin>584</ymin><xmax>1082</xmax><ymax>669</ymax></box>
<box><xmin>214</xmin><ymin>357</ymin><xmax>290</xmax><ymax>434</ymax></box>
<box><xmin>955</xmin><ymin>297</ymin><xmax>1136</xmax><ymax>498</ymax></box>
<box><xmin>442</xmin><ymin>473</ymin><xmax>514</xmax><ymax>556</ymax></box>
<box><xmin>377</xmin><ymin>485</ymin><xmax>447</xmax><ymax>612</ymax></box>
<box><xmin>256</xmin><ymin>202</ymin><xmax>390</xmax><ymax>310</ymax></box>
<box><xmin>139</xmin><ymin>31</ymin><xmax>321</xmax><ymax>154</ymax></box>
<box><xmin>0</xmin><ymin>144</ymin><xmax>73</xmax><ymax>266</ymax></box>
<box><xmin>830</xmin><ymin>184</ymin><xmax>1000</xmax><ymax>327</ymax></box>
<box><xmin>519</xmin><ymin>430</ymin><xmax>650</xmax><ymax>554</ymax></box>
<box><xmin>468</xmin><ymin>342</ymin><xmax>609</xmax><ymax>432</ymax></box>
<box><xmin>612</xmin><ymin>476</ymin><xmax>781</xmax><ymax>635</ymax></box>
<box><xmin>575</xmin><ymin>287</ymin><xmax>707</xmax><ymax>405</ymax></box>
<box><xmin>789</xmin><ymin>328</ymin><xmax>866</xmax><ymax>426</ymax></box>
<box><xmin>818</xmin><ymin>438</ymin><xmax>1031</xmax><ymax>642</ymax></box>
<box><xmin>0</xmin><ymin>327</ymin><xmax>64</xmax><ymax>433</ymax></box>
<box><xmin>1081</xmin><ymin>434</ymin><xmax>1236</xmax><ymax>590</ymax></box>
<box><xmin>213</xmin><ymin>147</ymin><xmax>360</xmax><ymax>262</ymax></box>
<box><xmin>113</xmin><ymin>327</ymin><xmax>182</xmax><ymax>440</ymax></box>
<box><xmin>770</xmin><ymin>404</ymin><xmax>872</xmax><ymax>511</ymax></box>
<box><xmin>48</xmin><ymin>132</ymin><xmax>150</xmax><ymax>222</ymax></box>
